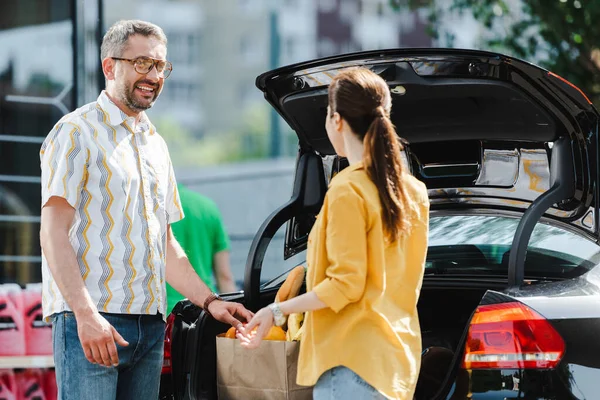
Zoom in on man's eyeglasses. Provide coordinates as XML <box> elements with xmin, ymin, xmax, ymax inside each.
<box><xmin>111</xmin><ymin>56</ymin><xmax>173</xmax><ymax>79</ymax></box>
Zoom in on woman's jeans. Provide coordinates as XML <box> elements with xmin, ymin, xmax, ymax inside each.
<box><xmin>52</xmin><ymin>311</ymin><xmax>165</xmax><ymax>400</ymax></box>
<box><xmin>313</xmin><ymin>366</ymin><xmax>385</xmax><ymax>399</ymax></box>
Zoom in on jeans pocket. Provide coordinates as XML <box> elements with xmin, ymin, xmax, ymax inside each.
<box><xmin>62</xmin><ymin>312</ymin><xmax>80</xmax><ymax>343</ymax></box>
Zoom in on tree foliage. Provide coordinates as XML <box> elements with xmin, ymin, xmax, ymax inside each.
<box><xmin>391</xmin><ymin>0</ymin><xmax>600</xmax><ymax>106</ymax></box>
<box><xmin>157</xmin><ymin>104</ymin><xmax>296</xmax><ymax>167</ymax></box>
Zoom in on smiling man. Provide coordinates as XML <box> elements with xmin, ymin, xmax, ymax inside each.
<box><xmin>39</xmin><ymin>20</ymin><xmax>252</xmax><ymax>400</ymax></box>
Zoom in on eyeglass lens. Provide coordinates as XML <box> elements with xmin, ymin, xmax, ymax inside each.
<box><xmin>135</xmin><ymin>57</ymin><xmax>171</xmax><ymax>77</ymax></box>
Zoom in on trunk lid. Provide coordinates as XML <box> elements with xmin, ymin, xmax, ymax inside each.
<box><xmin>255</xmin><ymin>49</ymin><xmax>600</xmax><ymax>250</ymax></box>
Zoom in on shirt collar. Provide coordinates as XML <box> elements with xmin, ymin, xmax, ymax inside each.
<box><xmin>345</xmin><ymin>160</ymin><xmax>364</xmax><ymax>173</ymax></box>
<box><xmin>96</xmin><ymin>91</ymin><xmax>156</xmax><ymax>134</ymax></box>
<box><xmin>339</xmin><ymin>160</ymin><xmax>364</xmax><ymax>176</ymax></box>
<box><xmin>330</xmin><ymin>160</ymin><xmax>364</xmax><ymax>184</ymax></box>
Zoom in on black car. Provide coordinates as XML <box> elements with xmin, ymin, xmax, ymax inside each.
<box><xmin>162</xmin><ymin>49</ymin><xmax>600</xmax><ymax>400</ymax></box>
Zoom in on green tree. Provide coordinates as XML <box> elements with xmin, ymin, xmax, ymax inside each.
<box><xmin>157</xmin><ymin>103</ymin><xmax>281</xmax><ymax>167</ymax></box>
<box><xmin>391</xmin><ymin>0</ymin><xmax>600</xmax><ymax>106</ymax></box>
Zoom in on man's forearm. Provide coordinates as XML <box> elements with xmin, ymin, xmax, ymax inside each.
<box><xmin>165</xmin><ymin>230</ymin><xmax>212</xmax><ymax>307</ymax></box>
<box><xmin>41</xmin><ymin>232</ymin><xmax>97</xmax><ymax>317</ymax></box>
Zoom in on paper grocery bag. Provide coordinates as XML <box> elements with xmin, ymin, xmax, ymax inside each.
<box><xmin>216</xmin><ymin>336</ymin><xmax>313</xmax><ymax>400</ymax></box>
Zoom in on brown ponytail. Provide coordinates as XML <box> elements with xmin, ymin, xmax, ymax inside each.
<box><xmin>328</xmin><ymin>68</ymin><xmax>410</xmax><ymax>242</ymax></box>
<box><xmin>363</xmin><ymin>106</ymin><xmax>409</xmax><ymax>242</ymax></box>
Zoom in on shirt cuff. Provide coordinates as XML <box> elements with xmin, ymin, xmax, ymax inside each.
<box><xmin>312</xmin><ymin>278</ymin><xmax>350</xmax><ymax>314</ymax></box>
<box><xmin>167</xmin><ymin>209</ymin><xmax>185</xmax><ymax>225</ymax></box>
<box><xmin>41</xmin><ymin>191</ymin><xmax>78</xmax><ymax>210</ymax></box>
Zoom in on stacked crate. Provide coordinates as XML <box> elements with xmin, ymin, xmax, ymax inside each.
<box><xmin>0</xmin><ymin>284</ymin><xmax>56</xmax><ymax>400</ymax></box>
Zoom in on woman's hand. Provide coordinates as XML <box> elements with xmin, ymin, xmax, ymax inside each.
<box><xmin>237</xmin><ymin>306</ymin><xmax>274</xmax><ymax>349</ymax></box>
<box><xmin>238</xmin><ymin>292</ymin><xmax>327</xmax><ymax>349</ymax></box>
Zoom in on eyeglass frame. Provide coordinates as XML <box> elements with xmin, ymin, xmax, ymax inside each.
<box><xmin>111</xmin><ymin>56</ymin><xmax>173</xmax><ymax>79</ymax></box>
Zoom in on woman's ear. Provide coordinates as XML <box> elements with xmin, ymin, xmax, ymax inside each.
<box><xmin>333</xmin><ymin>112</ymin><xmax>344</xmax><ymax>133</ymax></box>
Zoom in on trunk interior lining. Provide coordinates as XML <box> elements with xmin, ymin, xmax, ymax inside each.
<box><xmin>283</xmin><ymin>78</ymin><xmax>558</xmax><ymax>155</ymax></box>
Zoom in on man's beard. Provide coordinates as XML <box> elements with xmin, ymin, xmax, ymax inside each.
<box><xmin>118</xmin><ymin>79</ymin><xmax>159</xmax><ymax>113</ymax></box>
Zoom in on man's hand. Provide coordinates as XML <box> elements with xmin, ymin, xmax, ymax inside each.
<box><xmin>207</xmin><ymin>300</ymin><xmax>253</xmax><ymax>330</ymax></box>
<box><xmin>76</xmin><ymin>312</ymin><xmax>129</xmax><ymax>367</ymax></box>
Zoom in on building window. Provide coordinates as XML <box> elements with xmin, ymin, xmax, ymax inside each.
<box><xmin>188</xmin><ymin>33</ymin><xmax>200</xmax><ymax>64</ymax></box>
<box><xmin>0</xmin><ymin>0</ymin><xmax>76</xmax><ymax>285</ymax></box>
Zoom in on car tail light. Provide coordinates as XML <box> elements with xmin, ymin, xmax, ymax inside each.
<box><xmin>162</xmin><ymin>314</ymin><xmax>174</xmax><ymax>375</ymax></box>
<box><xmin>463</xmin><ymin>302</ymin><xmax>565</xmax><ymax>370</ymax></box>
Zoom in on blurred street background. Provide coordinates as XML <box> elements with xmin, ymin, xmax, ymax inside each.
<box><xmin>2</xmin><ymin>0</ymin><xmax>599</xmax><ymax>287</ymax></box>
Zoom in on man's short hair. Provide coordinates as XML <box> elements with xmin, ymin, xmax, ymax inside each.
<box><xmin>100</xmin><ymin>20</ymin><xmax>168</xmax><ymax>60</ymax></box>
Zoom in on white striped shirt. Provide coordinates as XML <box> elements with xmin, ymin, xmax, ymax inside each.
<box><xmin>40</xmin><ymin>91</ymin><xmax>183</xmax><ymax>321</ymax></box>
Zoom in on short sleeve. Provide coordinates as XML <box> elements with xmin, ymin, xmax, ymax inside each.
<box><xmin>40</xmin><ymin>122</ymin><xmax>88</xmax><ymax>209</ymax></box>
<box><xmin>165</xmin><ymin>155</ymin><xmax>184</xmax><ymax>224</ymax></box>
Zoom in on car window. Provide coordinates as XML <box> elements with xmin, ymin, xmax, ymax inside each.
<box><xmin>261</xmin><ymin>260</ymin><xmax>306</xmax><ymax>290</ymax></box>
<box><xmin>427</xmin><ymin>215</ymin><xmax>600</xmax><ymax>279</ymax></box>
<box><xmin>261</xmin><ymin>223</ymin><xmax>306</xmax><ymax>285</ymax></box>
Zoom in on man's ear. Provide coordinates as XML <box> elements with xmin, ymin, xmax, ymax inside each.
<box><xmin>102</xmin><ymin>58</ymin><xmax>116</xmax><ymax>81</ymax></box>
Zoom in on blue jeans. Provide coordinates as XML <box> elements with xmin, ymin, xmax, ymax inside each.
<box><xmin>313</xmin><ymin>366</ymin><xmax>385</xmax><ymax>399</ymax></box>
<box><xmin>52</xmin><ymin>312</ymin><xmax>165</xmax><ymax>400</ymax></box>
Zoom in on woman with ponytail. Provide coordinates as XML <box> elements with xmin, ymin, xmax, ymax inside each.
<box><xmin>239</xmin><ymin>68</ymin><xmax>429</xmax><ymax>400</ymax></box>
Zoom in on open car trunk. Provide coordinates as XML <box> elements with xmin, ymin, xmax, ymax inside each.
<box><xmin>170</xmin><ymin>266</ymin><xmax>595</xmax><ymax>400</ymax></box>
<box><xmin>170</xmin><ymin>281</ymin><xmax>498</xmax><ymax>400</ymax></box>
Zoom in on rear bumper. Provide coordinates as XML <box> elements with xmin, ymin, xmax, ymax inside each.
<box><xmin>446</xmin><ymin>368</ymin><xmax>579</xmax><ymax>400</ymax></box>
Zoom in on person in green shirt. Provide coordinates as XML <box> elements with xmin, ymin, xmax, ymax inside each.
<box><xmin>166</xmin><ymin>184</ymin><xmax>237</xmax><ymax>313</ymax></box>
